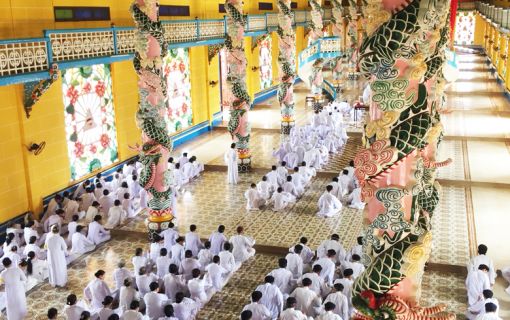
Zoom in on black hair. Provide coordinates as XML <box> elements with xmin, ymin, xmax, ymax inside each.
<box><xmin>278</xmin><ymin>258</ymin><xmax>287</xmax><ymax>268</ymax></box>
<box><xmin>47</xmin><ymin>307</ymin><xmax>58</xmax><ymax>319</ymax></box>
<box><xmin>251</xmin><ymin>291</ymin><xmax>263</xmax><ymax>302</ymax></box>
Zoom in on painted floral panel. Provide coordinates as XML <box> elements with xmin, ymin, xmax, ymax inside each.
<box><xmin>455</xmin><ymin>11</ymin><xmax>475</xmax><ymax>46</ymax></box>
<box><xmin>259</xmin><ymin>37</ymin><xmax>273</xmax><ymax>90</ymax></box>
<box><xmin>163</xmin><ymin>48</ymin><xmax>193</xmax><ymax>134</ymax></box>
<box><xmin>62</xmin><ymin>64</ymin><xmax>118</xmax><ymax>181</ymax></box>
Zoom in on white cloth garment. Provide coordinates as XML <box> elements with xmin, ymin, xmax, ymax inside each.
<box><xmin>45</xmin><ymin>232</ymin><xmax>68</xmax><ymax>287</ymax></box>
<box><xmin>285</xmin><ymin>252</ymin><xmax>304</xmax><ymax>279</ymax></box>
<box><xmin>317</xmin><ymin>192</ymin><xmax>342</xmax><ymax>217</ymax></box>
<box><xmin>170</xmin><ymin>243</ymin><xmax>185</xmax><ymax>266</ymax></box>
<box><xmin>84</xmin><ymin>278</ymin><xmax>112</xmax><ymax>311</ymax></box>
<box><xmin>98</xmin><ymin>195</ymin><xmax>114</xmax><ymax>216</ymax></box>
<box><xmin>224</xmin><ymin>148</ymin><xmax>239</xmax><ymax>184</ymax></box>
<box><xmin>71</xmin><ymin>232</ymin><xmax>96</xmax><ymax>255</ymax></box>
<box><xmin>317</xmin><ymin>240</ymin><xmax>346</xmax><ymax>264</ymax></box>
<box><xmin>87</xmin><ymin>221</ymin><xmax>111</xmax><ymax>245</ymax></box>
<box><xmin>136</xmin><ymin>273</ymin><xmax>158</xmax><ymax>297</ymax></box>
<box><xmin>279</xmin><ymin>307</ymin><xmax>311</xmax><ymax>320</ymax></box>
<box><xmin>299</xmin><ymin>272</ymin><xmax>330</xmax><ymax>298</ymax></box>
<box><xmin>255</xmin><ymin>282</ymin><xmax>284</xmax><ymax>319</ymax></box>
<box><xmin>132</xmin><ymin>255</ymin><xmax>148</xmax><ymax>275</ymax></box>
<box><xmin>172</xmin><ymin>297</ymin><xmax>199</xmax><ymax>320</ymax></box>
<box><xmin>119</xmin><ymin>286</ymin><xmax>141</xmax><ymax>313</ymax></box>
<box><xmin>156</xmin><ymin>255</ymin><xmax>172</xmax><ymax>279</ymax></box>
<box><xmin>324</xmin><ymin>291</ymin><xmax>349</xmax><ymax>320</ymax></box>
<box><xmin>245</xmin><ymin>188</ymin><xmax>265</xmax><ymax>210</ymax></box>
<box><xmin>113</xmin><ymin>267</ymin><xmax>132</xmax><ymax>291</ymax></box>
<box><xmin>219</xmin><ymin>250</ymin><xmax>238</xmax><ymax>274</ymax></box>
<box><xmin>164</xmin><ymin>273</ymin><xmax>186</xmax><ymax>302</ymax></box>
<box><xmin>161</xmin><ymin>228</ymin><xmax>179</xmax><ymax>252</ymax></box>
<box><xmin>105</xmin><ymin>205</ymin><xmax>126</xmax><ymax>229</ymax></box>
<box><xmin>144</xmin><ymin>291</ymin><xmax>168</xmax><ymax>319</ymax></box>
<box><xmin>188</xmin><ymin>277</ymin><xmax>209</xmax><ymax>304</ymax></box>
<box><xmin>230</xmin><ymin>234</ymin><xmax>256</xmax><ymax>263</ymax></box>
<box><xmin>469</xmin><ymin>255</ymin><xmax>496</xmax><ymax>285</ymax></box>
<box><xmin>270</xmin><ymin>192</ymin><xmax>295</xmax><ymax>212</ymax></box>
<box><xmin>205</xmin><ymin>263</ymin><xmax>227</xmax><ymax>291</ymax></box>
<box><xmin>197</xmin><ymin>249</ymin><xmax>214</xmax><ymax>271</ymax></box>
<box><xmin>466</xmin><ymin>270</ymin><xmax>491</xmax><ymax>306</ymax></box>
<box><xmin>209</xmin><ymin>231</ymin><xmax>227</xmax><ymax>256</ymax></box>
<box><xmin>290</xmin><ymin>287</ymin><xmax>322</xmax><ymax>317</ymax></box>
<box><xmin>316</xmin><ymin>311</ymin><xmax>343</xmax><ymax>320</ymax></box>
<box><xmin>0</xmin><ymin>266</ymin><xmax>27</xmax><ymax>320</ymax></box>
<box><xmin>348</xmin><ymin>188</ymin><xmax>365</xmax><ymax>210</ymax></box>
<box><xmin>242</xmin><ymin>302</ymin><xmax>272</xmax><ymax>320</ymax></box>
<box><xmin>467</xmin><ymin>297</ymin><xmax>499</xmax><ymax>320</ymax></box>
<box><xmin>313</xmin><ymin>258</ymin><xmax>336</xmax><ymax>286</ymax></box>
<box><xmin>268</xmin><ymin>267</ymin><xmax>295</xmax><ymax>296</ymax></box>
<box><xmin>85</xmin><ymin>206</ymin><xmax>100</xmax><ymax>223</ymax></box>
<box><xmin>64</xmin><ymin>304</ymin><xmax>86</xmax><ymax>320</ymax></box>
<box><xmin>185</xmin><ymin>232</ymin><xmax>203</xmax><ymax>257</ymax></box>
<box><xmin>257</xmin><ymin>180</ymin><xmax>274</xmax><ymax>200</ymax></box>
<box><xmin>179</xmin><ymin>258</ymin><xmax>201</xmax><ymax>281</ymax></box>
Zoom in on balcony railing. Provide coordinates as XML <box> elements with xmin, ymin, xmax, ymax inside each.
<box><xmin>0</xmin><ymin>8</ymin><xmax>332</xmax><ymax>84</ymax></box>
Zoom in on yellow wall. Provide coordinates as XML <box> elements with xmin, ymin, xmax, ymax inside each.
<box><xmin>474</xmin><ymin>13</ymin><xmax>486</xmax><ymax>46</ymax></box>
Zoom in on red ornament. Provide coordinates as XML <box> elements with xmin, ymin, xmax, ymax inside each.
<box><xmin>360</xmin><ymin>290</ymin><xmax>377</xmax><ymax>310</ymax></box>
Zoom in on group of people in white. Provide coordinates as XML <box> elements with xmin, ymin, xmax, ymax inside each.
<box><xmin>0</xmin><ymin>221</ymin><xmax>257</xmax><ymax>320</ymax></box>
<box><xmin>239</xmin><ymin>233</ymin><xmax>365</xmax><ymax>320</ymax></box>
<box><xmin>465</xmin><ymin>244</ymin><xmax>509</xmax><ymax>320</ymax></box>
<box><xmin>168</xmin><ymin>153</ymin><xmax>205</xmax><ymax>193</ymax></box>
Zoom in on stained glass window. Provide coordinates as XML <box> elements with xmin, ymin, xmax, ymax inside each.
<box><xmin>62</xmin><ymin>64</ymin><xmax>118</xmax><ymax>181</ymax></box>
<box><xmin>259</xmin><ymin>37</ymin><xmax>272</xmax><ymax>90</ymax></box>
<box><xmin>162</xmin><ymin>48</ymin><xmax>193</xmax><ymax>134</ymax></box>
<box><xmin>455</xmin><ymin>11</ymin><xmax>475</xmax><ymax>46</ymax></box>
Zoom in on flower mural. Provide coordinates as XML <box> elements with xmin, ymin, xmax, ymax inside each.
<box><xmin>162</xmin><ymin>48</ymin><xmax>193</xmax><ymax>134</ymax></box>
<box><xmin>62</xmin><ymin>64</ymin><xmax>118</xmax><ymax>181</ymax></box>
<box><xmin>455</xmin><ymin>11</ymin><xmax>475</xmax><ymax>46</ymax></box>
<box><xmin>259</xmin><ymin>37</ymin><xmax>273</xmax><ymax>90</ymax></box>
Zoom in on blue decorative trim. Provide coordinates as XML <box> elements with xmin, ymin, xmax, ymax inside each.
<box><xmin>56</xmin><ymin>55</ymin><xmax>134</xmax><ymax>70</ymax></box>
<box><xmin>168</xmin><ymin>39</ymin><xmax>225</xmax><ymax>49</ymax></box>
<box><xmin>252</xmin><ymin>77</ymin><xmax>303</xmax><ymax>106</ymax></box>
<box><xmin>172</xmin><ymin>121</ymin><xmax>211</xmax><ymax>148</ymax></box>
<box><xmin>0</xmin><ymin>71</ymin><xmax>50</xmax><ymax>86</ymax></box>
<box><xmin>245</xmin><ymin>30</ymin><xmax>268</xmax><ymax>37</ymax></box>
<box><xmin>211</xmin><ymin>111</ymin><xmax>223</xmax><ymax>127</ymax></box>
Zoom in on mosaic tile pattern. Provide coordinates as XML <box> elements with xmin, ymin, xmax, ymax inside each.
<box><xmin>436</xmin><ymin>140</ymin><xmax>465</xmax><ymax>180</ymax></box>
<box><xmin>121</xmin><ymin>170</ymin><xmax>364</xmax><ymax>250</ymax></box>
<box><xmin>429</xmin><ymin>186</ymin><xmax>470</xmax><ymax>267</ymax></box>
<box><xmin>420</xmin><ymin>270</ymin><xmax>467</xmax><ymax>320</ymax></box>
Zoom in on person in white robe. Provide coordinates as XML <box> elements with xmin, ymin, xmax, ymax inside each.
<box><xmin>185</xmin><ymin>225</ymin><xmax>203</xmax><ymax>257</ymax></box>
<box><xmin>129</xmin><ymin>175</ymin><xmax>142</xmax><ymax>200</ymax></box>
<box><xmin>273</xmin><ymin>145</ymin><xmax>287</xmax><ymax>164</ymax></box>
<box><xmin>289</xmin><ymin>237</ymin><xmax>314</xmax><ymax>265</ymax></box>
<box><xmin>97</xmin><ymin>296</ymin><xmax>114</xmax><ymax>320</ymax></box>
<box><xmin>164</xmin><ymin>264</ymin><xmax>187</xmax><ymax>302</ymax></box>
<box><xmin>317</xmin><ymin>302</ymin><xmax>343</xmax><ymax>320</ymax></box>
<box><xmin>66</xmin><ymin>215</ymin><xmax>79</xmax><ymax>245</ymax></box>
<box><xmin>266</xmin><ymin>166</ymin><xmax>280</xmax><ymax>189</ymax></box>
<box><xmin>181</xmin><ymin>159</ymin><xmax>196</xmax><ymax>183</ymax></box>
<box><xmin>4</xmin><ymin>246</ymin><xmax>21</xmax><ymax>266</ymax></box>
<box><xmin>172</xmin><ymin>292</ymin><xmax>200</xmax><ymax>320</ymax></box>
<box><xmin>24</xmin><ymin>236</ymin><xmax>46</xmax><ymax>259</ymax></box>
<box><xmin>286</xmin><ymin>245</ymin><xmax>304</xmax><ymax>279</ymax></box>
<box><xmin>44</xmin><ymin>194</ymin><xmax>63</xmax><ymax>223</ymax></box>
<box><xmin>150</xmin><ymin>236</ymin><xmax>164</xmax><ymax>263</ymax></box>
<box><xmin>44</xmin><ymin>209</ymin><xmax>65</xmax><ymax>234</ymax></box>
<box><xmin>245</xmin><ymin>183</ymin><xmax>266</xmax><ymax>211</ymax></box>
<box><xmin>225</xmin><ymin>143</ymin><xmax>239</xmax><ymax>184</ymax></box>
<box><xmin>88</xmin><ymin>215</ymin><xmax>111</xmax><ymax>245</ymax></box>
<box><xmin>342</xmin><ymin>254</ymin><xmax>365</xmax><ymax>279</ymax></box>
<box><xmin>80</xmin><ymin>188</ymin><xmax>97</xmax><ymax>212</ymax></box>
<box><xmin>132</xmin><ymin>247</ymin><xmax>149</xmax><ymax>275</ymax></box>
<box><xmin>85</xmin><ymin>201</ymin><xmax>101</xmax><ymax>223</ymax></box>
<box><xmin>304</xmin><ymin>145</ymin><xmax>321</xmax><ymax>170</ymax></box>
<box><xmin>335</xmin><ymin>269</ymin><xmax>354</xmax><ymax>314</ymax></box>
<box><xmin>64</xmin><ymin>196</ymin><xmax>81</xmax><ymax>222</ymax></box>
<box><xmin>328</xmin><ymin>178</ymin><xmax>343</xmax><ymax>201</ymax></box>
<box><xmin>290</xmin><ymin>278</ymin><xmax>322</xmax><ymax>318</ymax></box>
<box><xmin>120</xmin><ymin>284</ymin><xmax>142</xmax><ymax>316</ymax></box>
<box><xmin>317</xmin><ymin>234</ymin><xmax>346</xmax><ymax>264</ymax></box>
<box><xmin>317</xmin><ymin>185</ymin><xmax>342</xmax><ymax>217</ymax></box>
<box><xmin>299</xmin><ymin>264</ymin><xmax>330</xmax><ymax>298</ymax></box>
<box><xmin>179</xmin><ymin>251</ymin><xmax>202</xmax><ymax>281</ymax></box>
<box><xmin>112</xmin><ymin>260</ymin><xmax>132</xmax><ymax>293</ymax></box>
<box><xmin>270</xmin><ymin>188</ymin><xmax>295</xmax><ymax>212</ymax></box>
<box><xmin>466</xmin><ymin>265</ymin><xmax>491</xmax><ymax>307</ymax></box>
<box><xmin>257</xmin><ymin>176</ymin><xmax>274</xmax><ymax>201</ymax></box>
<box><xmin>94</xmin><ymin>183</ymin><xmax>104</xmax><ymax>200</ymax></box>
<box><xmin>197</xmin><ymin>241</ymin><xmax>214</xmax><ymax>271</ymax></box>
<box><xmin>190</xmin><ymin>156</ymin><xmax>204</xmax><ymax>177</ymax></box>
<box><xmin>268</xmin><ymin>258</ymin><xmax>295</xmax><ymax>299</ymax></box>
<box><xmin>0</xmin><ymin>257</ymin><xmax>27</xmax><ymax>320</ymax></box>
<box><xmin>108</xmin><ymin>173</ymin><xmax>122</xmax><ymax>192</ymax></box>
<box><xmin>219</xmin><ymin>242</ymin><xmax>239</xmax><ymax>274</ymax></box>
<box><xmin>157</xmin><ymin>248</ymin><xmax>172</xmax><ymax>279</ymax></box>
<box><xmin>98</xmin><ymin>190</ymin><xmax>114</xmax><ymax>217</ymax></box>
<box><xmin>171</xmin><ymin>163</ymin><xmax>187</xmax><ymax>192</ymax></box>
<box><xmin>64</xmin><ymin>294</ymin><xmax>86</xmax><ymax>320</ymax></box>
<box><xmin>279</xmin><ymin>297</ymin><xmax>312</xmax><ymax>320</ymax></box>
<box><xmin>338</xmin><ymin>170</ymin><xmax>351</xmax><ymax>196</ymax></box>
<box><xmin>188</xmin><ymin>268</ymin><xmax>211</xmax><ymax>305</ymax></box>
<box><xmin>24</xmin><ymin>220</ymin><xmax>44</xmax><ymax>247</ymax></box>
<box><xmin>145</xmin><ymin>282</ymin><xmax>168</xmax><ymax>319</ymax></box>
<box><xmin>121</xmin><ymin>294</ymin><xmax>143</xmax><ymax>319</ymax></box>
<box><xmin>313</xmin><ymin>250</ymin><xmax>337</xmax><ymax>286</ymax></box>
<box><xmin>347</xmin><ymin>187</ymin><xmax>365</xmax><ymax>210</ymax></box>
<box><xmin>284</xmin><ymin>152</ymin><xmax>300</xmax><ymax>171</ymax></box>
<box><xmin>135</xmin><ymin>267</ymin><xmax>158</xmax><ymax>297</ymax></box>
<box><xmin>276</xmin><ymin>162</ymin><xmax>289</xmax><ymax>185</ymax></box>
<box><xmin>255</xmin><ymin>276</ymin><xmax>284</xmax><ymax>319</ymax></box>
<box><xmin>84</xmin><ymin>269</ymin><xmax>112</xmax><ymax>312</ymax></box>
<box><xmin>139</xmin><ymin>188</ymin><xmax>148</xmax><ymax>211</ymax></box>
<box><xmin>467</xmin><ymin>289</ymin><xmax>499</xmax><ymax>320</ymax></box>
<box><xmin>205</xmin><ymin>255</ymin><xmax>228</xmax><ymax>291</ymax></box>
<box><xmin>292</xmin><ymin>167</ymin><xmax>307</xmax><ymax>190</ymax></box>
<box><xmin>475</xmin><ymin>303</ymin><xmax>502</xmax><ymax>320</ymax></box>
<box><xmin>45</xmin><ymin>225</ymin><xmax>68</xmax><ymax>287</ymax></box>
<box><xmin>242</xmin><ymin>291</ymin><xmax>272</xmax><ymax>320</ymax></box>
<box><xmin>283</xmin><ymin>176</ymin><xmax>302</xmax><ymax>199</ymax></box>
<box><xmin>324</xmin><ymin>283</ymin><xmax>349</xmax><ymax>320</ymax></box>
<box><xmin>468</xmin><ymin>245</ymin><xmax>496</xmax><ymax>286</ymax></box>
<box><xmin>161</xmin><ymin>223</ymin><xmax>179</xmax><ymax>253</ymax></box>
<box><xmin>71</xmin><ymin>225</ymin><xmax>96</xmax><ymax>255</ymax></box>
<box><xmin>122</xmin><ymin>193</ymin><xmax>136</xmax><ymax>218</ymax></box>
<box><xmin>170</xmin><ymin>237</ymin><xmax>186</xmax><ymax>266</ymax></box>
<box><xmin>230</xmin><ymin>226</ymin><xmax>256</xmax><ymax>263</ymax></box>
<box><xmin>104</xmin><ymin>200</ymin><xmax>127</xmax><ymax>229</ymax></box>
<box><xmin>209</xmin><ymin>225</ymin><xmax>228</xmax><ymax>256</ymax></box>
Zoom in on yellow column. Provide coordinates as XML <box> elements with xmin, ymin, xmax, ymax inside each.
<box><xmin>189</xmin><ymin>46</ymin><xmax>210</xmax><ymax>124</ymax></box>
<box><xmin>474</xmin><ymin>13</ymin><xmax>486</xmax><ymax>46</ymax></box>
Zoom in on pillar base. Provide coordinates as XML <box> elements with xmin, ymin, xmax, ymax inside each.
<box><xmin>281</xmin><ymin>121</ymin><xmax>295</xmax><ymax>134</ymax></box>
<box><xmin>146</xmin><ymin>210</ymin><xmax>174</xmax><ymax>241</ymax></box>
<box><xmin>238</xmin><ymin>156</ymin><xmax>251</xmax><ymax>173</ymax></box>
<box><xmin>313</xmin><ymin>101</ymin><xmax>323</xmax><ymax>113</ymax></box>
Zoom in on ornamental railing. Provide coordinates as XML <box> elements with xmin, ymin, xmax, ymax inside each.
<box><xmin>477</xmin><ymin>2</ymin><xmax>510</xmax><ymax>29</ymax></box>
<box><xmin>298</xmin><ymin>36</ymin><xmax>342</xmax><ymax>69</ymax></box>
<box><xmin>0</xmin><ymin>8</ymin><xmax>332</xmax><ymax>83</ymax></box>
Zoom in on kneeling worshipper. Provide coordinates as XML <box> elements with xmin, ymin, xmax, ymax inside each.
<box><xmin>317</xmin><ymin>185</ymin><xmax>343</xmax><ymax>217</ymax></box>
<box><xmin>270</xmin><ymin>187</ymin><xmax>295</xmax><ymax>212</ymax></box>
<box><xmin>255</xmin><ymin>275</ymin><xmax>284</xmax><ymax>319</ymax></box>
<box><xmin>71</xmin><ymin>225</ymin><xmax>96</xmax><ymax>256</ymax></box>
<box><xmin>280</xmin><ymin>297</ymin><xmax>312</xmax><ymax>320</ymax></box>
<box><xmin>84</xmin><ymin>269</ymin><xmax>112</xmax><ymax>313</ymax></box>
<box><xmin>45</xmin><ymin>225</ymin><xmax>68</xmax><ymax>287</ymax></box>
<box><xmin>1</xmin><ymin>257</ymin><xmax>28</xmax><ymax>320</ymax></box>
<box><xmin>241</xmin><ymin>291</ymin><xmax>272</xmax><ymax>320</ymax></box>
<box><xmin>245</xmin><ymin>183</ymin><xmax>266</xmax><ymax>211</ymax></box>
<box><xmin>468</xmin><ymin>244</ymin><xmax>497</xmax><ymax>286</ymax></box>
<box><xmin>104</xmin><ymin>200</ymin><xmax>127</xmax><ymax>229</ymax></box>
<box><xmin>467</xmin><ymin>289</ymin><xmax>499</xmax><ymax>320</ymax></box>
<box><xmin>88</xmin><ymin>215</ymin><xmax>111</xmax><ymax>245</ymax></box>
<box><xmin>230</xmin><ymin>226</ymin><xmax>256</xmax><ymax>263</ymax></box>
<box><xmin>257</xmin><ymin>176</ymin><xmax>274</xmax><ymax>201</ymax></box>
<box><xmin>466</xmin><ymin>264</ymin><xmax>491</xmax><ymax>307</ymax></box>
<box><xmin>476</xmin><ymin>303</ymin><xmax>502</xmax><ymax>320</ymax></box>
<box><xmin>347</xmin><ymin>182</ymin><xmax>365</xmax><ymax>210</ymax></box>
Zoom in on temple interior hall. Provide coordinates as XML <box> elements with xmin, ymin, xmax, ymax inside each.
<box><xmin>1</xmin><ymin>0</ymin><xmax>510</xmax><ymax>319</ymax></box>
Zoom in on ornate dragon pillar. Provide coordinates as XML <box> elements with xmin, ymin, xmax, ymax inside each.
<box><xmin>351</xmin><ymin>1</ymin><xmax>455</xmax><ymax>319</ymax></box>
<box><xmin>331</xmin><ymin>0</ymin><xmax>348</xmax><ymax>82</ymax></box>
<box><xmin>309</xmin><ymin>0</ymin><xmax>324</xmax><ymax>95</ymax></box>
<box><xmin>131</xmin><ymin>0</ymin><xmax>174</xmax><ymax>239</ymax></box>
<box><xmin>277</xmin><ymin>0</ymin><xmax>297</xmax><ymax>135</ymax></box>
<box><xmin>225</xmin><ymin>0</ymin><xmax>252</xmax><ymax>172</ymax></box>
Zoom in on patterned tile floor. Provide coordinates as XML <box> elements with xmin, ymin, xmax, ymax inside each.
<box><xmin>436</xmin><ymin>140</ymin><xmax>465</xmax><ymax>181</ymax></box>
<box><xmin>420</xmin><ymin>270</ymin><xmax>467</xmax><ymax>320</ymax></box>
